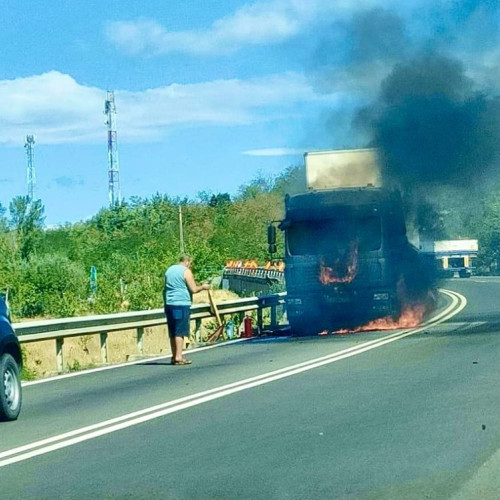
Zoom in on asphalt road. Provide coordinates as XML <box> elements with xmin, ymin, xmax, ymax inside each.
<box><xmin>1</xmin><ymin>279</ymin><xmax>500</xmax><ymax>499</ymax></box>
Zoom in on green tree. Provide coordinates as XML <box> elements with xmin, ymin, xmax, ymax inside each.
<box><xmin>273</xmin><ymin>165</ymin><xmax>306</xmax><ymax>196</ymax></box>
<box><xmin>475</xmin><ymin>188</ymin><xmax>500</xmax><ymax>273</ymax></box>
<box><xmin>12</xmin><ymin>254</ymin><xmax>87</xmax><ymax>318</ymax></box>
<box><xmin>0</xmin><ymin>203</ymin><xmax>8</xmax><ymax>233</ymax></box>
<box><xmin>9</xmin><ymin>196</ymin><xmax>45</xmax><ymax>260</ymax></box>
<box><xmin>1</xmin><ymin>161</ymin><xmax>314</xmax><ymax>318</ymax></box>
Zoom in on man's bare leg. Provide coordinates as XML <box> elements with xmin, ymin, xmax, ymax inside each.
<box><xmin>174</xmin><ymin>336</ymin><xmax>184</xmax><ymax>362</ymax></box>
<box><xmin>169</xmin><ymin>336</ymin><xmax>177</xmax><ymax>361</ymax></box>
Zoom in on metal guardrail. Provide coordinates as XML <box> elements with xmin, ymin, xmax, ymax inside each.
<box><xmin>13</xmin><ymin>293</ymin><xmax>287</xmax><ymax>373</ymax></box>
<box><xmin>223</xmin><ymin>268</ymin><xmax>285</xmax><ymax>280</ymax></box>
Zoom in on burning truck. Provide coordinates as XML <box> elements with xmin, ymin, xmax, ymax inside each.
<box><xmin>268</xmin><ymin>148</ymin><xmax>435</xmax><ymax>335</ymax></box>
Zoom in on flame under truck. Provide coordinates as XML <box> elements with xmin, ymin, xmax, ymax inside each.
<box><xmin>268</xmin><ymin>149</ymin><xmax>434</xmax><ymax>335</ymax></box>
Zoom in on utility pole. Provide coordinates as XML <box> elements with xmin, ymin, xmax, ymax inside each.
<box><xmin>104</xmin><ymin>90</ymin><xmax>121</xmax><ymax>207</ymax></box>
<box><xmin>179</xmin><ymin>205</ymin><xmax>185</xmax><ymax>253</ymax></box>
<box><xmin>24</xmin><ymin>135</ymin><xmax>36</xmax><ymax>202</ymax></box>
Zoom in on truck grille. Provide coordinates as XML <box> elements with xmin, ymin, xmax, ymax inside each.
<box><xmin>285</xmin><ymin>260</ymin><xmax>382</xmax><ymax>292</ymax></box>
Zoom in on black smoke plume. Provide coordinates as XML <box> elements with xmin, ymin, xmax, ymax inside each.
<box><xmin>357</xmin><ymin>52</ymin><xmax>500</xmax><ymax>191</ymax></box>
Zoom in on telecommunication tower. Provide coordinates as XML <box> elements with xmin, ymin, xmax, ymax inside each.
<box><xmin>104</xmin><ymin>90</ymin><xmax>121</xmax><ymax>206</ymax></box>
<box><xmin>24</xmin><ymin>135</ymin><xmax>36</xmax><ymax>202</ymax></box>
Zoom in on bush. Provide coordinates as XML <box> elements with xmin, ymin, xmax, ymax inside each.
<box><xmin>11</xmin><ymin>254</ymin><xmax>88</xmax><ymax>318</ymax></box>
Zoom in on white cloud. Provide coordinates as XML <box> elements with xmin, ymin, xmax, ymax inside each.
<box><xmin>0</xmin><ymin>71</ymin><xmax>104</xmax><ymax>145</ymax></box>
<box><xmin>0</xmin><ymin>71</ymin><xmax>340</xmax><ymax>146</ymax></box>
<box><xmin>105</xmin><ymin>0</ymin><xmax>391</xmax><ymax>56</ymax></box>
<box><xmin>119</xmin><ymin>72</ymin><xmax>338</xmax><ymax>135</ymax></box>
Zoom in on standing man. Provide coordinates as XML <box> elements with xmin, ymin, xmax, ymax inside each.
<box><xmin>164</xmin><ymin>255</ymin><xmax>210</xmax><ymax>365</ymax></box>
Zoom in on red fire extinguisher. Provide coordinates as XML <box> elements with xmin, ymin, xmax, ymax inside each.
<box><xmin>243</xmin><ymin>316</ymin><xmax>253</xmax><ymax>338</ymax></box>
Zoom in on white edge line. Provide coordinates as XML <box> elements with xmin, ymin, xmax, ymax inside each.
<box><xmin>1</xmin><ymin>329</ymin><xmax>423</xmax><ymax>460</ymax></box>
<box><xmin>23</xmin><ymin>287</ymin><xmax>459</xmax><ymax>387</ymax></box>
<box><xmin>1</xmin><ymin>289</ymin><xmax>466</xmax><ymax>467</ymax></box>
<box><xmin>22</xmin><ymin>338</ymin><xmax>248</xmax><ymax>387</ymax></box>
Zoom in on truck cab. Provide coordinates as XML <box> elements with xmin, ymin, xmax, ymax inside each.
<box><xmin>280</xmin><ymin>188</ymin><xmax>417</xmax><ymax>334</ymax></box>
<box><xmin>270</xmin><ymin>148</ymin><xmax>433</xmax><ymax>335</ymax></box>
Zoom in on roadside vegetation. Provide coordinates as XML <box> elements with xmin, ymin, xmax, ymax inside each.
<box><xmin>0</xmin><ymin>166</ymin><xmax>302</xmax><ymax>320</ymax></box>
<box><xmin>0</xmin><ymin>164</ymin><xmax>498</xmax><ymax>321</ymax></box>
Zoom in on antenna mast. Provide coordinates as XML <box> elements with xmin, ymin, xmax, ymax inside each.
<box><xmin>24</xmin><ymin>135</ymin><xmax>36</xmax><ymax>202</ymax></box>
<box><xmin>104</xmin><ymin>90</ymin><xmax>121</xmax><ymax>206</ymax></box>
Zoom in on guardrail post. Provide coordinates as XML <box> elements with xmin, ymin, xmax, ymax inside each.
<box><xmin>270</xmin><ymin>304</ymin><xmax>277</xmax><ymax>328</ymax></box>
<box><xmin>257</xmin><ymin>308</ymin><xmax>263</xmax><ymax>334</ymax></box>
<box><xmin>56</xmin><ymin>338</ymin><xmax>64</xmax><ymax>373</ymax></box>
<box><xmin>137</xmin><ymin>327</ymin><xmax>144</xmax><ymax>355</ymax></box>
<box><xmin>237</xmin><ymin>312</ymin><xmax>244</xmax><ymax>337</ymax></box>
<box><xmin>100</xmin><ymin>332</ymin><xmax>108</xmax><ymax>364</ymax></box>
<box><xmin>195</xmin><ymin>318</ymin><xmax>202</xmax><ymax>344</ymax></box>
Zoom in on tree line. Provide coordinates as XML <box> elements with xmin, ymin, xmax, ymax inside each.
<box><xmin>0</xmin><ymin>166</ymin><xmax>304</xmax><ymax>320</ymax></box>
<box><xmin>1</xmin><ymin>163</ymin><xmax>499</xmax><ymax>321</ymax></box>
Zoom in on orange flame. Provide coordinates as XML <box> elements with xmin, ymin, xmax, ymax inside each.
<box><xmin>319</xmin><ymin>242</ymin><xmax>359</xmax><ymax>285</ymax></box>
<box><xmin>332</xmin><ymin>303</ymin><xmax>426</xmax><ymax>335</ymax></box>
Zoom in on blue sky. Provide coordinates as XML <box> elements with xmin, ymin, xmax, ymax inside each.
<box><xmin>0</xmin><ymin>0</ymin><xmax>498</xmax><ymax>225</ymax></box>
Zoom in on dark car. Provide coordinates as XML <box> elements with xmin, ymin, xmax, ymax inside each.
<box><xmin>0</xmin><ymin>296</ymin><xmax>22</xmax><ymax>421</ymax></box>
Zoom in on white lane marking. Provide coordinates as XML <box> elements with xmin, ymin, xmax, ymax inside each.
<box><xmin>470</xmin><ymin>278</ymin><xmax>500</xmax><ymax>283</ymax></box>
<box><xmin>22</xmin><ymin>338</ymin><xmax>248</xmax><ymax>387</ymax></box>
<box><xmin>2</xmin><ymin>289</ymin><xmax>466</xmax><ymax>468</ymax></box>
<box><xmin>22</xmin><ymin>285</ymin><xmax>461</xmax><ymax>386</ymax></box>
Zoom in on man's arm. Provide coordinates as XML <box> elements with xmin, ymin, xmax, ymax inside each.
<box><xmin>184</xmin><ymin>268</ymin><xmax>210</xmax><ymax>294</ymax></box>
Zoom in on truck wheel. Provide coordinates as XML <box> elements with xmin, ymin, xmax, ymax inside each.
<box><xmin>0</xmin><ymin>353</ymin><xmax>22</xmax><ymax>421</ymax></box>
<box><xmin>288</xmin><ymin>319</ymin><xmax>307</xmax><ymax>336</ymax></box>
<box><xmin>289</xmin><ymin>319</ymin><xmax>321</xmax><ymax>336</ymax></box>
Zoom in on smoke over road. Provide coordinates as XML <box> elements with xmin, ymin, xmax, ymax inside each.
<box><xmin>358</xmin><ymin>52</ymin><xmax>500</xmax><ymax>192</ymax></box>
<box><xmin>311</xmin><ymin>3</ymin><xmax>500</xmax><ymax>202</ymax></box>
<box><xmin>309</xmin><ymin>3</ymin><xmax>500</xmax><ymax>241</ymax></box>
<box><xmin>354</xmin><ymin>50</ymin><xmax>500</xmax><ymax>240</ymax></box>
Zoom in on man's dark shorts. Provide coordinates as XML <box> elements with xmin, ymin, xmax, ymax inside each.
<box><xmin>165</xmin><ymin>305</ymin><xmax>191</xmax><ymax>338</ymax></box>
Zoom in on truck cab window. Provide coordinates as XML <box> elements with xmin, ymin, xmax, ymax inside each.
<box><xmin>287</xmin><ymin>216</ymin><xmax>381</xmax><ymax>256</ymax></box>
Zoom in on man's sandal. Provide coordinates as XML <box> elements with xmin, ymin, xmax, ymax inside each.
<box><xmin>172</xmin><ymin>358</ymin><xmax>192</xmax><ymax>365</ymax></box>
